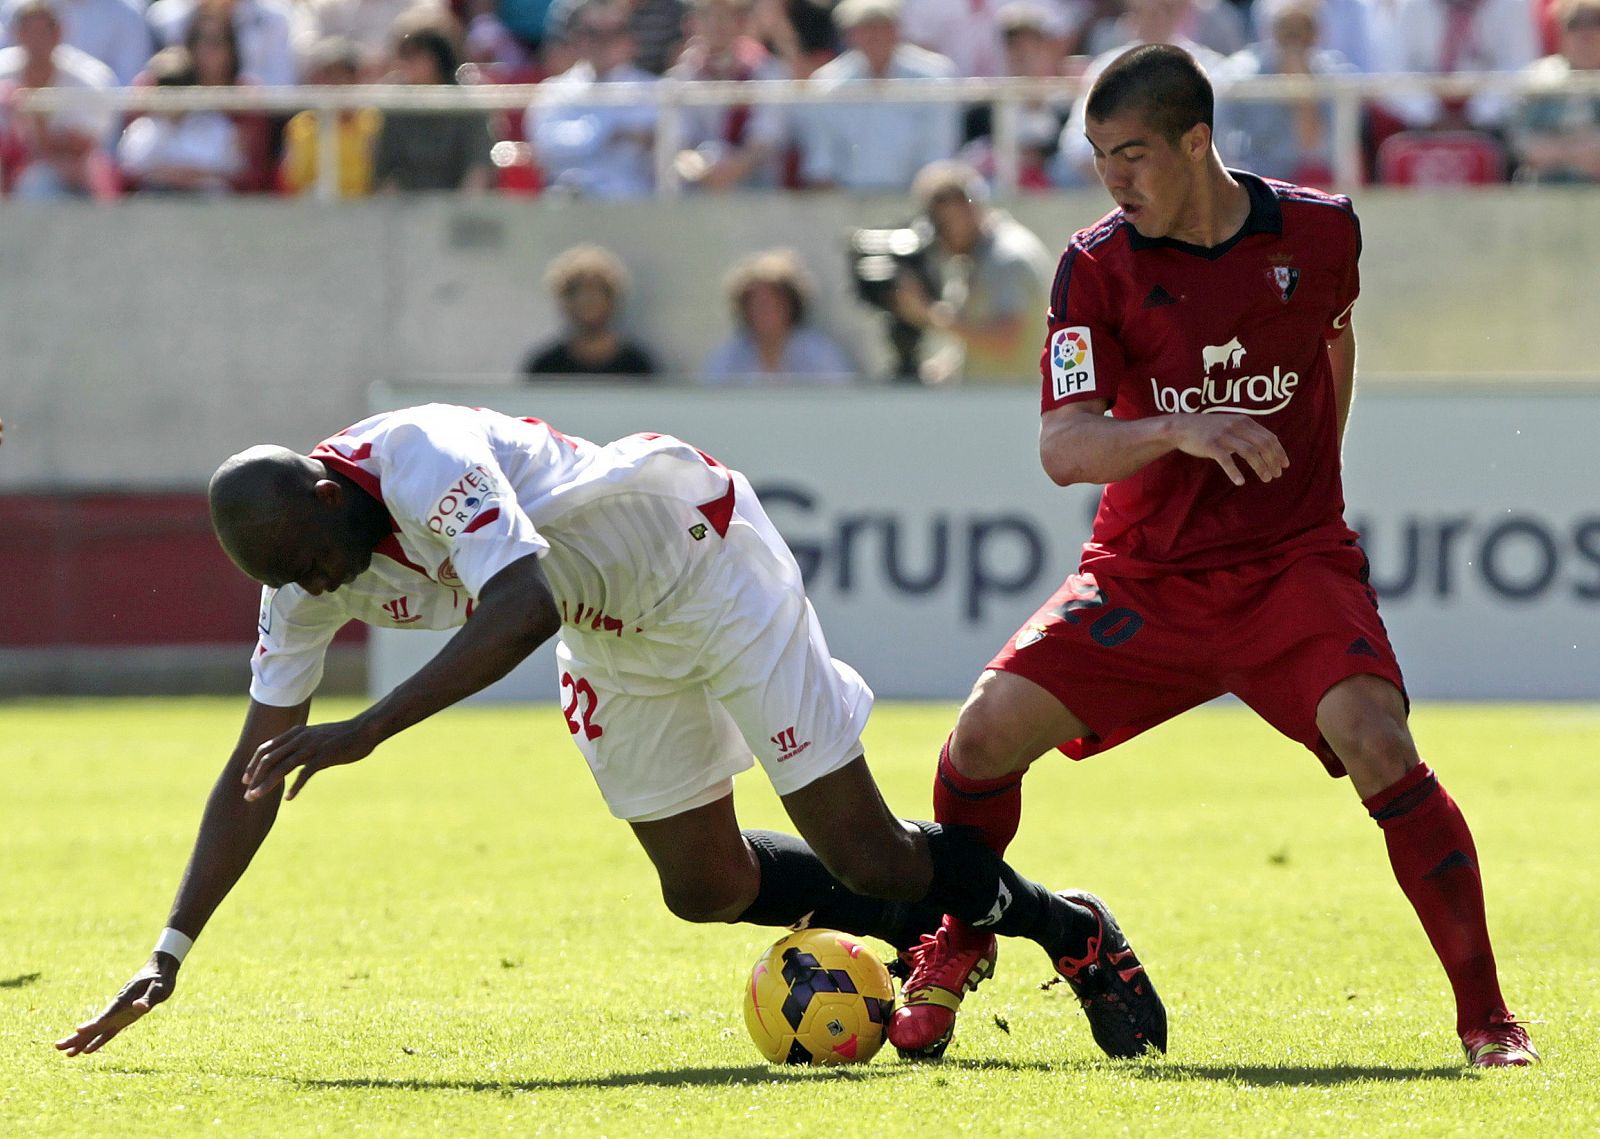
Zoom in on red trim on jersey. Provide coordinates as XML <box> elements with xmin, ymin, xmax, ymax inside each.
<box><xmin>521</xmin><ymin>416</ymin><xmax>578</xmax><ymax>449</ymax></box>
<box><xmin>462</xmin><ymin>506</ymin><xmax>501</xmax><ymax>534</ymax></box>
<box><xmin>685</xmin><ymin>445</ymin><xmax>735</xmax><ymax>537</ymax></box>
<box><xmin>311</xmin><ymin>439</ymin><xmax>386</xmax><ymax>511</ymax></box>
<box><xmin>696</xmin><ymin>477</ymin><xmax>736</xmax><ymax>538</ymax></box>
<box><xmin>374</xmin><ymin>534</ymin><xmax>430</xmax><ymax>577</ymax></box>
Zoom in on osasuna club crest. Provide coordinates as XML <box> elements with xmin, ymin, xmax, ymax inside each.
<box><xmin>1266</xmin><ymin>261</ymin><xmax>1299</xmax><ymax>303</ymax></box>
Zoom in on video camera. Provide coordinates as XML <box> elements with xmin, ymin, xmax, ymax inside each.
<box><xmin>847</xmin><ymin>220</ymin><xmax>941</xmax><ymax>380</ymax></box>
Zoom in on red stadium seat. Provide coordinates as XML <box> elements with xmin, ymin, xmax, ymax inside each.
<box><xmin>1376</xmin><ymin>130</ymin><xmax>1508</xmax><ymax>186</ymax></box>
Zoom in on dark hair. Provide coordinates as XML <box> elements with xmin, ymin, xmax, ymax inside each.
<box><xmin>1085</xmin><ymin>43</ymin><xmax>1213</xmax><ymax>143</ymax></box>
<box><xmin>185</xmin><ymin>8</ymin><xmax>242</xmax><ymax>84</ymax></box>
<box><xmin>396</xmin><ymin>25</ymin><xmax>460</xmax><ymax>84</ymax></box>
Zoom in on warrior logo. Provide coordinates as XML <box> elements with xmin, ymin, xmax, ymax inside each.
<box><xmin>382</xmin><ymin>596</ymin><xmax>423</xmax><ymax>624</ymax></box>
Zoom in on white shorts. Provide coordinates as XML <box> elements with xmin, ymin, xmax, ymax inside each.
<box><xmin>553</xmin><ymin>473</ymin><xmax>874</xmax><ymax>822</ymax></box>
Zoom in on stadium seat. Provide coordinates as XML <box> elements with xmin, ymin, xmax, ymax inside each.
<box><xmin>1376</xmin><ymin>130</ymin><xmax>1508</xmax><ymax>186</ymax></box>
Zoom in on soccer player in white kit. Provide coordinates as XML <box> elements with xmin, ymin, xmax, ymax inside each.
<box><xmin>58</xmin><ymin>404</ymin><xmax>1158</xmax><ymax>1060</ymax></box>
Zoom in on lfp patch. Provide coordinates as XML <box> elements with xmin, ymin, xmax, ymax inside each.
<box><xmin>1050</xmin><ymin>326</ymin><xmax>1096</xmax><ymax>399</ymax></box>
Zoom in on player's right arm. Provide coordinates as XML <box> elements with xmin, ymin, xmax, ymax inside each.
<box><xmin>1039</xmin><ymin>239</ymin><xmax>1288</xmax><ymax>489</ymax></box>
<box><xmin>1040</xmin><ymin>400</ymin><xmax>1290</xmax><ymax>488</ymax></box>
<box><xmin>54</xmin><ymin>697</ymin><xmax>309</xmax><ymax>1057</ymax></box>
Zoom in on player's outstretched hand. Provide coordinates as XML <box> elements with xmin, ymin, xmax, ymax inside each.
<box><xmin>55</xmin><ymin>953</ymin><xmax>179</xmax><ymax>1057</ymax></box>
<box><xmin>1172</xmin><ymin>413</ymin><xmax>1289</xmax><ymax>486</ymax></box>
<box><xmin>242</xmin><ymin>719</ymin><xmax>376</xmax><ymax>802</ymax></box>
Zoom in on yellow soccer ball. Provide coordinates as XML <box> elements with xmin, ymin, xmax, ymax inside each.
<box><xmin>743</xmin><ymin>928</ymin><xmax>895</xmax><ymax>1065</ymax></box>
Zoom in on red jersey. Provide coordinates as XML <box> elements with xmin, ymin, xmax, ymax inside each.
<box><xmin>1041</xmin><ymin>172</ymin><xmax>1362</xmax><ymax>577</ymax></box>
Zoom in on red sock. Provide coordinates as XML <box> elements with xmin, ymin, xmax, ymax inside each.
<box><xmin>1364</xmin><ymin>762</ymin><xmax>1507</xmax><ymax>1035</ymax></box>
<box><xmin>932</xmin><ymin>736</ymin><xmax>1023</xmax><ymax>856</ymax></box>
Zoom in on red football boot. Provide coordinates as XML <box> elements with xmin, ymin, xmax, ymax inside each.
<box><xmin>1462</xmin><ymin>1011</ymin><xmax>1540</xmax><ymax>1068</ymax></box>
<box><xmin>888</xmin><ymin>916</ymin><xmax>997</xmax><ymax>1059</ymax></box>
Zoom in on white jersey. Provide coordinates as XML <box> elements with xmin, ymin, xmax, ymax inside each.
<box><xmin>249</xmin><ymin>404</ymin><xmax>738</xmax><ymax>707</ymax></box>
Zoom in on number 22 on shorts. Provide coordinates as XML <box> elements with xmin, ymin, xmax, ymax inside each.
<box><xmin>560</xmin><ymin>671</ymin><xmax>604</xmax><ymax>740</ymax></box>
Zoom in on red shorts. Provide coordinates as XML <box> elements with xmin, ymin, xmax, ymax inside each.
<box><xmin>988</xmin><ymin>543</ymin><xmax>1406</xmax><ymax>777</ymax></box>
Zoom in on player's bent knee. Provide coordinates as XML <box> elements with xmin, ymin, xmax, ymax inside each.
<box><xmin>1324</xmin><ymin>707</ymin><xmax>1417</xmax><ymax>792</ymax></box>
<box><xmin>949</xmin><ymin>706</ymin><xmax>1035</xmax><ymax>781</ymax></box>
<box><xmin>659</xmin><ymin>877</ymin><xmax>754</xmax><ymax>924</ymax></box>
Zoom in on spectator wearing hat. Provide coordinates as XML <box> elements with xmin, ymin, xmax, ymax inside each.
<box><xmin>799</xmin><ymin>0</ymin><xmax>960</xmax><ymax>190</ymax></box>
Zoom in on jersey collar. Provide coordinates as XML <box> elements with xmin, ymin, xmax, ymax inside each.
<box><xmin>1124</xmin><ymin>170</ymin><xmax>1283</xmax><ymax>261</ymax></box>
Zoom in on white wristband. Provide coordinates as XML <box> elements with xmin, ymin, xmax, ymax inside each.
<box><xmin>153</xmin><ymin>927</ymin><xmax>194</xmax><ymax>964</ymax></box>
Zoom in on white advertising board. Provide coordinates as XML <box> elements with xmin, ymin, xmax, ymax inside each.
<box><xmin>369</xmin><ymin>382</ymin><xmax>1600</xmax><ymax>702</ymax></box>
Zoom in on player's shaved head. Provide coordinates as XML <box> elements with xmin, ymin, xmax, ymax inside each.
<box><xmin>1086</xmin><ymin>43</ymin><xmax>1213</xmax><ymax>144</ymax></box>
<box><xmin>209</xmin><ymin>446</ymin><xmax>326</xmax><ymax>582</ymax></box>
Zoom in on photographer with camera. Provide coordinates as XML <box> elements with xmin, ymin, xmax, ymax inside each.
<box><xmin>876</xmin><ymin>160</ymin><xmax>1055</xmax><ymax>384</ymax></box>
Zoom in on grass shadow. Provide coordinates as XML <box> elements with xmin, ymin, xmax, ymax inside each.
<box><xmin>296</xmin><ymin>1064</ymin><xmax>899</xmax><ymax>1093</ymax></box>
<box><xmin>1</xmin><ymin>972</ymin><xmax>42</xmax><ymax>989</ymax></box>
<box><xmin>97</xmin><ymin>1064</ymin><xmax>900</xmax><ymax>1093</ymax></box>
<box><xmin>1136</xmin><ymin>1062</ymin><xmax>1469</xmax><ymax>1086</ymax></box>
<box><xmin>939</xmin><ymin>1057</ymin><xmax>1469</xmax><ymax>1086</ymax></box>
<box><xmin>99</xmin><ymin>1058</ymin><xmax>1469</xmax><ymax>1093</ymax></box>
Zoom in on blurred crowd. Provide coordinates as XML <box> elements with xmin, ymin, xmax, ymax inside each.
<box><xmin>1</xmin><ymin>0</ymin><xmax>1598</xmax><ymax>198</ymax></box>
<box><xmin>523</xmin><ymin>159</ymin><xmax>1084</xmax><ymax>385</ymax></box>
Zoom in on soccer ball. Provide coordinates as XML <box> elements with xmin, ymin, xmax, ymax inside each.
<box><xmin>743</xmin><ymin>928</ymin><xmax>895</xmax><ymax>1066</ymax></box>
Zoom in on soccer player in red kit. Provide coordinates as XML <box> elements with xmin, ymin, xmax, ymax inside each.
<box><xmin>889</xmin><ymin>43</ymin><xmax>1539</xmax><ymax>1068</ymax></box>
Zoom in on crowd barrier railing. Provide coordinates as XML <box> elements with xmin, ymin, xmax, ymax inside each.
<box><xmin>19</xmin><ymin>70</ymin><xmax>1600</xmax><ymax>201</ymax></box>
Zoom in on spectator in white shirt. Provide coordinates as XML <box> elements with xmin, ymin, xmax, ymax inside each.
<box><xmin>527</xmin><ymin>0</ymin><xmax>659</xmax><ymax>198</ymax></box>
<box><xmin>1251</xmin><ymin>0</ymin><xmax>1375</xmax><ymax>69</ymax></box>
<box><xmin>667</xmin><ymin>0</ymin><xmax>793</xmax><ymax>190</ymax></box>
<box><xmin>0</xmin><ymin>0</ymin><xmax>152</xmax><ymax>84</ymax></box>
<box><xmin>1382</xmin><ymin>0</ymin><xmax>1539</xmax><ymax>129</ymax></box>
<box><xmin>800</xmin><ymin>0</ymin><xmax>960</xmax><ymax>191</ymax></box>
<box><xmin>117</xmin><ymin>44</ymin><xmax>243</xmax><ymax>191</ymax></box>
<box><xmin>0</xmin><ymin>0</ymin><xmax>116</xmax><ymax>197</ymax></box>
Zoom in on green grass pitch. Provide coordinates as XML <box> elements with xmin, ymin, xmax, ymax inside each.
<box><xmin>4</xmin><ymin>698</ymin><xmax>1598</xmax><ymax>1137</ymax></box>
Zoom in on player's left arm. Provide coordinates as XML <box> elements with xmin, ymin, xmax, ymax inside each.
<box><xmin>242</xmin><ymin>553</ymin><xmax>560</xmax><ymax>801</ymax></box>
<box><xmin>1328</xmin><ymin>319</ymin><xmax>1357</xmax><ymax>450</ymax></box>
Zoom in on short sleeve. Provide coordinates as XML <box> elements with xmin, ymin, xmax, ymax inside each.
<box><xmin>383</xmin><ymin>422</ymin><xmax>551</xmax><ymax>598</ymax></box>
<box><xmin>1040</xmin><ymin>243</ymin><xmax>1132</xmax><ymax>414</ymax></box>
<box><xmin>249</xmin><ymin>585</ymin><xmax>346</xmax><ymax>707</ymax></box>
<box><xmin>1325</xmin><ymin>204</ymin><xmax>1361</xmax><ymax>339</ymax></box>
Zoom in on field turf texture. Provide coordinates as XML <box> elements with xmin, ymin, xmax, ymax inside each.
<box><xmin>4</xmin><ymin>698</ymin><xmax>1597</xmax><ymax>1137</ymax></box>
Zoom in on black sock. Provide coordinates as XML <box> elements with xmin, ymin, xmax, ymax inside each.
<box><xmin>913</xmin><ymin>821</ymin><xmax>1098</xmax><ymax>957</ymax></box>
<box><xmin>735</xmin><ymin>829</ymin><xmax>944</xmax><ymax>951</ymax></box>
